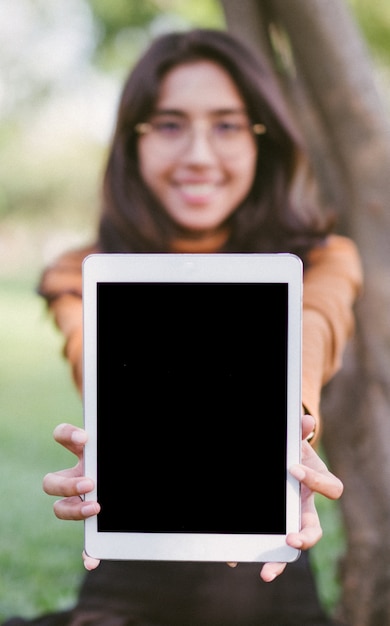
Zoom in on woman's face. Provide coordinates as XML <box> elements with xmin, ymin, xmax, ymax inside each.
<box><xmin>137</xmin><ymin>60</ymin><xmax>258</xmax><ymax>240</ymax></box>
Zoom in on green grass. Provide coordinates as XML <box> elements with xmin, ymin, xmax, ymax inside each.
<box><xmin>0</xmin><ymin>276</ymin><xmax>85</xmax><ymax>621</ymax></box>
<box><xmin>0</xmin><ymin>275</ymin><xmax>345</xmax><ymax>622</ymax></box>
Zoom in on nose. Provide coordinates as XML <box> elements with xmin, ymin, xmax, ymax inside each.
<box><xmin>181</xmin><ymin>125</ymin><xmax>218</xmax><ymax>164</ymax></box>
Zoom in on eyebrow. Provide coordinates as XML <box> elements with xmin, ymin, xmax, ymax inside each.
<box><xmin>151</xmin><ymin>107</ymin><xmax>249</xmax><ymax>117</ymax></box>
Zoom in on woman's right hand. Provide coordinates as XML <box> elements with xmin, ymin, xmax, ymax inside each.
<box><xmin>42</xmin><ymin>423</ymin><xmax>101</xmax><ymax>570</ymax></box>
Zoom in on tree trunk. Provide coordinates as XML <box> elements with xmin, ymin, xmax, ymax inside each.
<box><xmin>221</xmin><ymin>1</ymin><xmax>390</xmax><ymax>624</ymax></box>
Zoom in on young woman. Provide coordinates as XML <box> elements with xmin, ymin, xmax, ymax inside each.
<box><xmin>6</xmin><ymin>29</ymin><xmax>362</xmax><ymax>626</ymax></box>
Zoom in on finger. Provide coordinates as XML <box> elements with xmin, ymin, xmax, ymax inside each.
<box><xmin>82</xmin><ymin>551</ymin><xmax>101</xmax><ymax>570</ymax></box>
<box><xmin>53</xmin><ymin>496</ymin><xmax>100</xmax><ymax>521</ymax></box>
<box><xmin>289</xmin><ymin>463</ymin><xmax>343</xmax><ymax>500</ymax></box>
<box><xmin>53</xmin><ymin>423</ymin><xmax>88</xmax><ymax>457</ymax></box>
<box><xmin>287</xmin><ymin>512</ymin><xmax>323</xmax><ymax>551</ymax></box>
<box><xmin>301</xmin><ymin>414</ymin><xmax>316</xmax><ymax>440</ymax></box>
<box><xmin>43</xmin><ymin>472</ymin><xmax>94</xmax><ymax>498</ymax></box>
<box><xmin>300</xmin><ymin>439</ymin><xmax>329</xmax><ymax>470</ymax></box>
<box><xmin>287</xmin><ymin>485</ymin><xmax>323</xmax><ymax>550</ymax></box>
<box><xmin>226</xmin><ymin>562</ymin><xmax>237</xmax><ymax>568</ymax></box>
<box><xmin>260</xmin><ymin>561</ymin><xmax>287</xmax><ymax>582</ymax></box>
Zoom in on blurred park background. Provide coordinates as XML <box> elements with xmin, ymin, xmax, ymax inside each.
<box><xmin>1</xmin><ymin>0</ymin><xmax>390</xmax><ymax>622</ymax></box>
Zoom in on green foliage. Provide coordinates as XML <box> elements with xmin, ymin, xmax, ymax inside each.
<box><xmin>88</xmin><ymin>0</ymin><xmax>224</xmax><ymax>36</ymax></box>
<box><xmin>348</xmin><ymin>0</ymin><xmax>390</xmax><ymax>63</ymax></box>
<box><xmin>86</xmin><ymin>0</ymin><xmax>161</xmax><ymax>71</ymax></box>
<box><xmin>156</xmin><ymin>0</ymin><xmax>225</xmax><ymax>28</ymax></box>
<box><xmin>86</xmin><ymin>0</ymin><xmax>225</xmax><ymax>72</ymax></box>
<box><xmin>89</xmin><ymin>0</ymin><xmax>160</xmax><ymax>33</ymax></box>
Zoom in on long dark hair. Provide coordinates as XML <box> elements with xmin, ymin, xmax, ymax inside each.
<box><xmin>98</xmin><ymin>28</ymin><xmax>334</xmax><ymax>261</ymax></box>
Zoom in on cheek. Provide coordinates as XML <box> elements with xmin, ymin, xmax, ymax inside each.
<box><xmin>234</xmin><ymin>153</ymin><xmax>257</xmax><ymax>194</ymax></box>
<box><xmin>137</xmin><ymin>142</ymin><xmax>164</xmax><ymax>192</ymax></box>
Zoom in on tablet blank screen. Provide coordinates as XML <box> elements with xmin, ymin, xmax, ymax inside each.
<box><xmin>96</xmin><ymin>282</ymin><xmax>288</xmax><ymax>535</ymax></box>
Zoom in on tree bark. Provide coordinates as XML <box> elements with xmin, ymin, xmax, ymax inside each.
<box><xmin>221</xmin><ymin>1</ymin><xmax>390</xmax><ymax>624</ymax></box>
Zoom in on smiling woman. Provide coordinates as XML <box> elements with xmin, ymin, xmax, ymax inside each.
<box><xmin>4</xmin><ymin>27</ymin><xmax>362</xmax><ymax>626</ymax></box>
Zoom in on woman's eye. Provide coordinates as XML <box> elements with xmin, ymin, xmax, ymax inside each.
<box><xmin>155</xmin><ymin>120</ymin><xmax>184</xmax><ymax>135</ymax></box>
<box><xmin>215</xmin><ymin>121</ymin><xmax>243</xmax><ymax>135</ymax></box>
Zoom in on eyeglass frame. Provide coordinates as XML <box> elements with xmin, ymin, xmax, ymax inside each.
<box><xmin>134</xmin><ymin>116</ymin><xmax>267</xmax><ymax>157</ymax></box>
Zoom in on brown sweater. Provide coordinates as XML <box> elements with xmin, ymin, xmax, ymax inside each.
<box><xmin>38</xmin><ymin>235</ymin><xmax>363</xmax><ymax>446</ymax></box>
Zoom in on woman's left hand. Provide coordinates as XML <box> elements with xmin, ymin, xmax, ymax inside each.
<box><xmin>260</xmin><ymin>413</ymin><xmax>343</xmax><ymax>581</ymax></box>
<box><xmin>228</xmin><ymin>414</ymin><xmax>343</xmax><ymax>582</ymax></box>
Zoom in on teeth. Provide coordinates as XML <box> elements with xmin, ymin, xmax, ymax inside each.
<box><xmin>180</xmin><ymin>183</ymin><xmax>214</xmax><ymax>195</ymax></box>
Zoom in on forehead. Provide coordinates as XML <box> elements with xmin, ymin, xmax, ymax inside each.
<box><xmin>155</xmin><ymin>60</ymin><xmax>246</xmax><ymax>113</ymax></box>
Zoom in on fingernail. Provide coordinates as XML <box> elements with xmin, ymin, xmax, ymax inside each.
<box><xmin>71</xmin><ymin>430</ymin><xmax>86</xmax><ymax>444</ymax></box>
<box><xmin>289</xmin><ymin>464</ymin><xmax>305</xmax><ymax>480</ymax></box>
<box><xmin>81</xmin><ymin>503</ymin><xmax>98</xmax><ymax>517</ymax></box>
<box><xmin>76</xmin><ymin>479</ymin><xmax>92</xmax><ymax>494</ymax></box>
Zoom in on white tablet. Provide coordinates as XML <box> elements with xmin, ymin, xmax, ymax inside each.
<box><xmin>82</xmin><ymin>253</ymin><xmax>302</xmax><ymax>564</ymax></box>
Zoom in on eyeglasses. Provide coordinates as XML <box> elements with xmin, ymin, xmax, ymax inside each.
<box><xmin>134</xmin><ymin>114</ymin><xmax>266</xmax><ymax>159</ymax></box>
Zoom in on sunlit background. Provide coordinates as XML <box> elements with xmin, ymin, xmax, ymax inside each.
<box><xmin>1</xmin><ymin>0</ymin><xmax>389</xmax><ymax>621</ymax></box>
<box><xmin>0</xmin><ymin>0</ymin><xmax>225</xmax><ymax>277</ymax></box>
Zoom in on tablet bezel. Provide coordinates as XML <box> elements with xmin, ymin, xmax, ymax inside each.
<box><xmin>82</xmin><ymin>253</ymin><xmax>302</xmax><ymax>563</ymax></box>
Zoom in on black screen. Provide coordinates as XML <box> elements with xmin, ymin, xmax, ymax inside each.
<box><xmin>96</xmin><ymin>282</ymin><xmax>288</xmax><ymax>534</ymax></box>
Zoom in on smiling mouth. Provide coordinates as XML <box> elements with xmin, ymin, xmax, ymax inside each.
<box><xmin>178</xmin><ymin>182</ymin><xmax>218</xmax><ymax>198</ymax></box>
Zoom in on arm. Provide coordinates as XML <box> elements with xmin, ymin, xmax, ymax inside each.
<box><xmin>39</xmin><ymin>235</ymin><xmax>363</xmax><ymax>412</ymax></box>
<box><xmin>38</xmin><ymin>245</ymin><xmax>96</xmax><ymax>394</ymax></box>
<box><xmin>302</xmin><ymin>235</ymin><xmax>363</xmax><ymax>444</ymax></box>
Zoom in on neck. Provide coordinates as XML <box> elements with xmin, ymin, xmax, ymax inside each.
<box><xmin>170</xmin><ymin>227</ymin><xmax>229</xmax><ymax>254</ymax></box>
